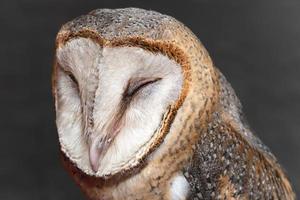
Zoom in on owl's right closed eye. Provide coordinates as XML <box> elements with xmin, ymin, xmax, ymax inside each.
<box><xmin>52</xmin><ymin>8</ymin><xmax>295</xmax><ymax>200</ymax></box>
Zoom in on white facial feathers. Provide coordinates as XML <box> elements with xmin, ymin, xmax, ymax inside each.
<box><xmin>55</xmin><ymin>38</ymin><xmax>183</xmax><ymax>177</ymax></box>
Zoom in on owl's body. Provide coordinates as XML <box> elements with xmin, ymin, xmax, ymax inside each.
<box><xmin>52</xmin><ymin>8</ymin><xmax>295</xmax><ymax>200</ymax></box>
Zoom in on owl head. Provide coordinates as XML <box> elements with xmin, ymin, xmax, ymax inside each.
<box><xmin>52</xmin><ymin>8</ymin><xmax>216</xmax><ymax>178</ymax></box>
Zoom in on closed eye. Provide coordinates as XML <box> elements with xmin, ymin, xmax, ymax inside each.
<box><xmin>68</xmin><ymin>73</ymin><xmax>78</xmax><ymax>85</ymax></box>
<box><xmin>59</xmin><ymin>65</ymin><xmax>79</xmax><ymax>86</ymax></box>
<box><xmin>124</xmin><ymin>77</ymin><xmax>161</xmax><ymax>98</ymax></box>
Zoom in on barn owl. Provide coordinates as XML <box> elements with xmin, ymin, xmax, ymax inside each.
<box><xmin>52</xmin><ymin>8</ymin><xmax>295</xmax><ymax>200</ymax></box>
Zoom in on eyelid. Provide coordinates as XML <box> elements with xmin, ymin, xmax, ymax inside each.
<box><xmin>68</xmin><ymin>73</ymin><xmax>78</xmax><ymax>85</ymax></box>
<box><xmin>58</xmin><ymin>65</ymin><xmax>78</xmax><ymax>85</ymax></box>
<box><xmin>125</xmin><ymin>77</ymin><xmax>161</xmax><ymax>98</ymax></box>
<box><xmin>63</xmin><ymin>69</ymin><xmax>78</xmax><ymax>85</ymax></box>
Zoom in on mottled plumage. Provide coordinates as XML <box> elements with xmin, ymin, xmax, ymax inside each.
<box><xmin>52</xmin><ymin>8</ymin><xmax>295</xmax><ymax>200</ymax></box>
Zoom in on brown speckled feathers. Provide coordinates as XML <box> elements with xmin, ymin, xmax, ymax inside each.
<box><xmin>184</xmin><ymin>70</ymin><xmax>295</xmax><ymax>199</ymax></box>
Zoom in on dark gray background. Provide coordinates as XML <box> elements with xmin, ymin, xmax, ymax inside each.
<box><xmin>1</xmin><ymin>0</ymin><xmax>299</xmax><ymax>199</ymax></box>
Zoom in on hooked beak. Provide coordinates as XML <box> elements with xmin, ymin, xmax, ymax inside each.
<box><xmin>87</xmin><ymin>100</ymin><xmax>126</xmax><ymax>173</ymax></box>
<box><xmin>88</xmin><ymin>124</ymin><xmax>122</xmax><ymax>173</ymax></box>
<box><xmin>88</xmin><ymin>135</ymin><xmax>113</xmax><ymax>173</ymax></box>
<box><xmin>89</xmin><ymin>137</ymin><xmax>101</xmax><ymax>172</ymax></box>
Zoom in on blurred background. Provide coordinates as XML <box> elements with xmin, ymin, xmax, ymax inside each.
<box><xmin>0</xmin><ymin>0</ymin><xmax>299</xmax><ymax>199</ymax></box>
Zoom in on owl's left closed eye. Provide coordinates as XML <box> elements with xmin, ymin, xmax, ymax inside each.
<box><xmin>124</xmin><ymin>77</ymin><xmax>162</xmax><ymax>98</ymax></box>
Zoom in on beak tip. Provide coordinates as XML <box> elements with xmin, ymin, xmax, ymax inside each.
<box><xmin>91</xmin><ymin>162</ymin><xmax>99</xmax><ymax>173</ymax></box>
<box><xmin>89</xmin><ymin>140</ymin><xmax>101</xmax><ymax>173</ymax></box>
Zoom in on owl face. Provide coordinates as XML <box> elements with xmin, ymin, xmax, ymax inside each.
<box><xmin>54</xmin><ymin>38</ymin><xmax>184</xmax><ymax>177</ymax></box>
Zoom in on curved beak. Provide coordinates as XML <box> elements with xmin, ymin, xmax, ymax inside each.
<box><xmin>86</xmin><ymin>101</ymin><xmax>126</xmax><ymax>173</ymax></box>
<box><xmin>88</xmin><ymin>135</ymin><xmax>114</xmax><ymax>172</ymax></box>
<box><xmin>89</xmin><ymin>137</ymin><xmax>101</xmax><ymax>172</ymax></box>
<box><xmin>88</xmin><ymin>123</ymin><xmax>122</xmax><ymax>173</ymax></box>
